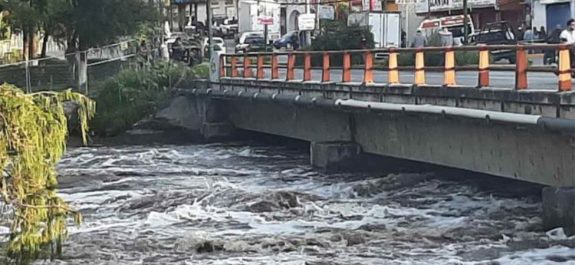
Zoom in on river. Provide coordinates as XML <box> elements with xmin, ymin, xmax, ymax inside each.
<box><xmin>36</xmin><ymin>142</ymin><xmax>575</xmax><ymax>264</ymax></box>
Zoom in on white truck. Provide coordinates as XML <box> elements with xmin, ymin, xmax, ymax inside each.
<box><xmin>348</xmin><ymin>11</ymin><xmax>402</xmax><ymax>49</ymax></box>
<box><xmin>238</xmin><ymin>0</ymin><xmax>281</xmax><ymax>44</ymax></box>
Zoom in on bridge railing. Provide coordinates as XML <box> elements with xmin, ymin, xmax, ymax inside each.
<box><xmin>218</xmin><ymin>44</ymin><xmax>573</xmax><ymax>92</ymax></box>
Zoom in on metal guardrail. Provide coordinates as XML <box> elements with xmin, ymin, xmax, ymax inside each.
<box><xmin>219</xmin><ymin>44</ymin><xmax>573</xmax><ymax>92</ymax></box>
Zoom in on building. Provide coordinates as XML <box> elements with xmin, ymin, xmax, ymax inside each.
<box><xmin>531</xmin><ymin>0</ymin><xmax>573</xmax><ymax>31</ymax></box>
<box><xmin>414</xmin><ymin>0</ymin><xmax>527</xmax><ymax>30</ymax></box>
<box><xmin>167</xmin><ymin>0</ymin><xmax>238</xmax><ymax>31</ymax></box>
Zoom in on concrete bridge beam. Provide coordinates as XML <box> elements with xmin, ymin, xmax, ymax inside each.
<box><xmin>543</xmin><ymin>187</ymin><xmax>575</xmax><ymax>236</ymax></box>
<box><xmin>310</xmin><ymin>142</ymin><xmax>361</xmax><ymax>173</ymax></box>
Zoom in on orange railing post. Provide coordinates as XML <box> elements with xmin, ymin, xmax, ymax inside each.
<box><xmin>219</xmin><ymin>55</ymin><xmax>226</xmax><ymax>78</ymax></box>
<box><xmin>304</xmin><ymin>52</ymin><xmax>312</xmax><ymax>81</ymax></box>
<box><xmin>322</xmin><ymin>52</ymin><xmax>330</xmax><ymax>82</ymax></box>
<box><xmin>271</xmin><ymin>54</ymin><xmax>279</xmax><ymax>80</ymax></box>
<box><xmin>286</xmin><ymin>53</ymin><xmax>295</xmax><ymax>81</ymax></box>
<box><xmin>414</xmin><ymin>50</ymin><xmax>425</xmax><ymax>85</ymax></box>
<box><xmin>364</xmin><ymin>50</ymin><xmax>374</xmax><ymax>84</ymax></box>
<box><xmin>478</xmin><ymin>45</ymin><xmax>490</xmax><ymax>87</ymax></box>
<box><xmin>243</xmin><ymin>54</ymin><xmax>252</xmax><ymax>78</ymax></box>
<box><xmin>515</xmin><ymin>46</ymin><xmax>528</xmax><ymax>90</ymax></box>
<box><xmin>230</xmin><ymin>56</ymin><xmax>238</xmax><ymax>77</ymax></box>
<box><xmin>342</xmin><ymin>52</ymin><xmax>351</xmax><ymax>83</ymax></box>
<box><xmin>388</xmin><ymin>49</ymin><xmax>399</xmax><ymax>85</ymax></box>
<box><xmin>443</xmin><ymin>48</ymin><xmax>456</xmax><ymax>86</ymax></box>
<box><xmin>256</xmin><ymin>54</ymin><xmax>264</xmax><ymax>79</ymax></box>
<box><xmin>558</xmin><ymin>45</ymin><xmax>572</xmax><ymax>91</ymax></box>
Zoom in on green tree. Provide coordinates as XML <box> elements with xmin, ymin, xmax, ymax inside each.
<box><xmin>0</xmin><ymin>84</ymin><xmax>95</xmax><ymax>264</ymax></box>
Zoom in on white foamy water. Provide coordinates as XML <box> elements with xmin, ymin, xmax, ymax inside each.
<box><xmin>28</xmin><ymin>143</ymin><xmax>575</xmax><ymax>265</ymax></box>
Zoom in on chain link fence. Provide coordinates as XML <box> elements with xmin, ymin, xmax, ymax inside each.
<box><xmin>0</xmin><ymin>39</ymin><xmax>140</xmax><ymax>96</ymax></box>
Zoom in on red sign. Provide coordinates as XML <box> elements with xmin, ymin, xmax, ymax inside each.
<box><xmin>258</xmin><ymin>16</ymin><xmax>273</xmax><ymax>25</ymax></box>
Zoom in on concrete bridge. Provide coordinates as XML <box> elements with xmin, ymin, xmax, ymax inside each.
<box><xmin>172</xmin><ymin>44</ymin><xmax>575</xmax><ymax>234</ymax></box>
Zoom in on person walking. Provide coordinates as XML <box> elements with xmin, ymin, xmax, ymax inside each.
<box><xmin>539</xmin><ymin>26</ymin><xmax>547</xmax><ymax>40</ymax></box>
<box><xmin>439</xmin><ymin>27</ymin><xmax>453</xmax><ymax>47</ymax></box>
<box><xmin>560</xmin><ymin>19</ymin><xmax>575</xmax><ymax>68</ymax></box>
<box><xmin>411</xmin><ymin>30</ymin><xmax>427</xmax><ymax>48</ymax></box>
<box><xmin>137</xmin><ymin>40</ymin><xmax>149</xmax><ymax>69</ymax></box>
<box><xmin>545</xmin><ymin>24</ymin><xmax>562</xmax><ymax>65</ymax></box>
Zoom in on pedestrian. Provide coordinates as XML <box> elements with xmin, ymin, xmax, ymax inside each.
<box><xmin>171</xmin><ymin>37</ymin><xmax>184</xmax><ymax>61</ymax></box>
<box><xmin>137</xmin><ymin>40</ymin><xmax>149</xmax><ymax>69</ymax></box>
<box><xmin>560</xmin><ymin>19</ymin><xmax>575</xmax><ymax>44</ymax></box>
<box><xmin>533</xmin><ymin>27</ymin><xmax>539</xmax><ymax>40</ymax></box>
<box><xmin>401</xmin><ymin>30</ymin><xmax>407</xmax><ymax>48</ymax></box>
<box><xmin>539</xmin><ymin>26</ymin><xmax>547</xmax><ymax>40</ymax></box>
<box><xmin>560</xmin><ymin>19</ymin><xmax>575</xmax><ymax>68</ymax></box>
<box><xmin>505</xmin><ymin>27</ymin><xmax>515</xmax><ymax>40</ymax></box>
<box><xmin>517</xmin><ymin>26</ymin><xmax>524</xmax><ymax>41</ymax></box>
<box><xmin>411</xmin><ymin>29</ymin><xmax>427</xmax><ymax>48</ymax></box>
<box><xmin>439</xmin><ymin>27</ymin><xmax>453</xmax><ymax>47</ymax></box>
<box><xmin>523</xmin><ymin>27</ymin><xmax>534</xmax><ymax>43</ymax></box>
<box><xmin>545</xmin><ymin>24</ymin><xmax>562</xmax><ymax>65</ymax></box>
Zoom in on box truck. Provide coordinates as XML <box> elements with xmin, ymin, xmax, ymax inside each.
<box><xmin>348</xmin><ymin>11</ymin><xmax>402</xmax><ymax>49</ymax></box>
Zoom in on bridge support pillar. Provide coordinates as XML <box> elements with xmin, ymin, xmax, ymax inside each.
<box><xmin>310</xmin><ymin>142</ymin><xmax>360</xmax><ymax>173</ymax></box>
<box><xmin>201</xmin><ymin>122</ymin><xmax>234</xmax><ymax>141</ymax></box>
<box><xmin>542</xmin><ymin>187</ymin><xmax>575</xmax><ymax>236</ymax></box>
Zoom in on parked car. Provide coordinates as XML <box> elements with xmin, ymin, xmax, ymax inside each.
<box><xmin>165</xmin><ymin>32</ymin><xmax>203</xmax><ymax>66</ymax></box>
<box><xmin>472</xmin><ymin>21</ymin><xmax>517</xmax><ymax>63</ymax></box>
<box><xmin>219</xmin><ymin>18</ymin><xmax>238</xmax><ymax>38</ymax></box>
<box><xmin>202</xmin><ymin>37</ymin><xmax>226</xmax><ymax>57</ymax></box>
<box><xmin>273</xmin><ymin>31</ymin><xmax>299</xmax><ymax>50</ymax></box>
<box><xmin>184</xmin><ymin>21</ymin><xmax>208</xmax><ymax>35</ymax></box>
<box><xmin>235</xmin><ymin>32</ymin><xmax>266</xmax><ymax>53</ymax></box>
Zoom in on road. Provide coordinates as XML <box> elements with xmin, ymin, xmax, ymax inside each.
<box><xmin>248</xmin><ymin>68</ymin><xmax>559</xmax><ymax>90</ymax></box>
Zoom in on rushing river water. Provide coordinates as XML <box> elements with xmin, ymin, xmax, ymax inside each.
<box><xmin>32</xmin><ymin>142</ymin><xmax>575</xmax><ymax>264</ymax></box>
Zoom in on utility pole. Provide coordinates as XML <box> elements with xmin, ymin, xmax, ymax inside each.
<box><xmin>316</xmin><ymin>0</ymin><xmax>320</xmax><ymax>35</ymax></box>
<box><xmin>305</xmin><ymin>0</ymin><xmax>312</xmax><ymax>47</ymax></box>
<box><xmin>571</xmin><ymin>0</ymin><xmax>575</xmax><ymax>19</ymax></box>
<box><xmin>463</xmin><ymin>0</ymin><xmax>468</xmax><ymax>44</ymax></box>
<box><xmin>208</xmin><ymin>0</ymin><xmax>214</xmax><ymax>87</ymax></box>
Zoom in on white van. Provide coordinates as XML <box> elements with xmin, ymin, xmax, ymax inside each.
<box><xmin>417</xmin><ymin>15</ymin><xmax>475</xmax><ymax>46</ymax></box>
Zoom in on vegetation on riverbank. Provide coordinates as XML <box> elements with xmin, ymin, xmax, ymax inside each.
<box><xmin>0</xmin><ymin>84</ymin><xmax>94</xmax><ymax>264</ymax></box>
<box><xmin>91</xmin><ymin>62</ymin><xmax>209</xmax><ymax>137</ymax></box>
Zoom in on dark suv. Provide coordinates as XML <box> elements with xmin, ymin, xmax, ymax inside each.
<box><xmin>473</xmin><ymin>21</ymin><xmax>517</xmax><ymax>64</ymax></box>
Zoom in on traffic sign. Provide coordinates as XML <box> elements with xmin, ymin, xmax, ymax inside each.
<box><xmin>298</xmin><ymin>14</ymin><xmax>316</xmax><ymax>31</ymax></box>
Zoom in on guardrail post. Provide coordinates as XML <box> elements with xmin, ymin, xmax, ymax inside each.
<box><xmin>243</xmin><ymin>54</ymin><xmax>252</xmax><ymax>78</ymax></box>
<box><xmin>304</xmin><ymin>52</ymin><xmax>312</xmax><ymax>81</ymax></box>
<box><xmin>515</xmin><ymin>46</ymin><xmax>528</xmax><ymax>90</ymax></box>
<box><xmin>414</xmin><ymin>50</ymin><xmax>425</xmax><ymax>85</ymax></box>
<box><xmin>443</xmin><ymin>48</ymin><xmax>456</xmax><ymax>86</ymax></box>
<box><xmin>478</xmin><ymin>45</ymin><xmax>490</xmax><ymax>87</ymax></box>
<box><xmin>271</xmin><ymin>54</ymin><xmax>279</xmax><ymax>80</ymax></box>
<box><xmin>231</xmin><ymin>56</ymin><xmax>238</xmax><ymax>78</ymax></box>
<box><xmin>364</xmin><ymin>50</ymin><xmax>374</xmax><ymax>84</ymax></box>
<box><xmin>342</xmin><ymin>52</ymin><xmax>351</xmax><ymax>83</ymax></box>
<box><xmin>256</xmin><ymin>54</ymin><xmax>264</xmax><ymax>79</ymax></box>
<box><xmin>322</xmin><ymin>52</ymin><xmax>330</xmax><ymax>82</ymax></box>
<box><xmin>286</xmin><ymin>53</ymin><xmax>295</xmax><ymax>81</ymax></box>
<box><xmin>388</xmin><ymin>49</ymin><xmax>399</xmax><ymax>85</ymax></box>
<box><xmin>558</xmin><ymin>45</ymin><xmax>572</xmax><ymax>91</ymax></box>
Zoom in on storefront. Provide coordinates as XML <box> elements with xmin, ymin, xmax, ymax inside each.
<box><xmin>532</xmin><ymin>0</ymin><xmax>572</xmax><ymax>31</ymax></box>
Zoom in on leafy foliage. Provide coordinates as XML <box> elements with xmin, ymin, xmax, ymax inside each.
<box><xmin>92</xmin><ymin>62</ymin><xmax>205</xmax><ymax>136</ymax></box>
<box><xmin>3</xmin><ymin>0</ymin><xmax>158</xmax><ymax>54</ymax></box>
<box><xmin>297</xmin><ymin>20</ymin><xmax>374</xmax><ymax>66</ymax></box>
<box><xmin>0</xmin><ymin>84</ymin><xmax>95</xmax><ymax>264</ymax></box>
